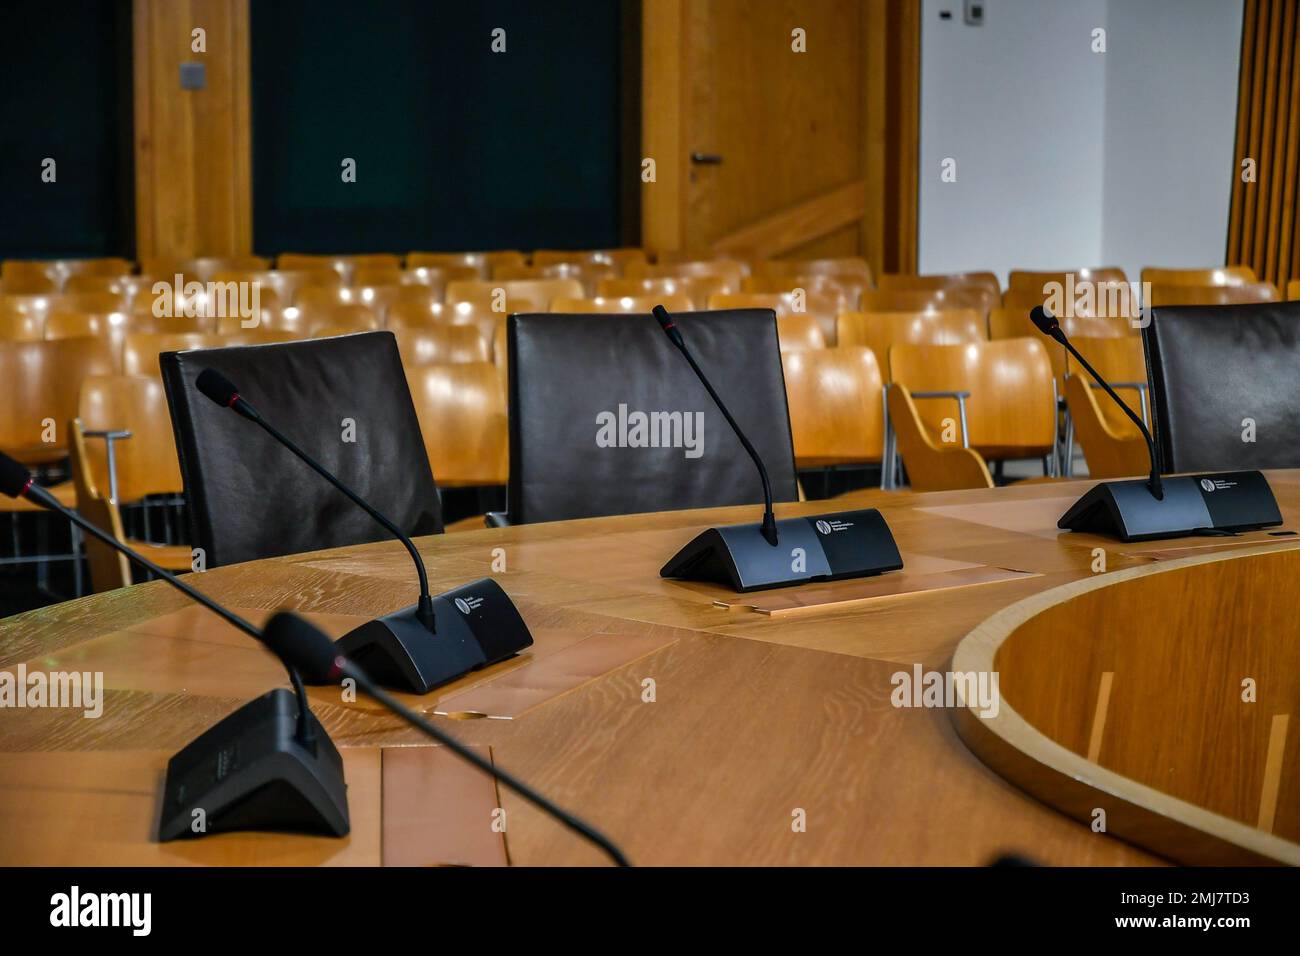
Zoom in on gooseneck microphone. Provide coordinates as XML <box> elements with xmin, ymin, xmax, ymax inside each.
<box><xmin>194</xmin><ymin>366</ymin><xmax>535</xmax><ymax>694</ymax></box>
<box><xmin>196</xmin><ymin>367</ymin><xmax>436</xmax><ymax>630</ymax></box>
<box><xmin>0</xmin><ymin>451</ymin><xmax>314</xmax><ymax>744</ymax></box>
<box><xmin>652</xmin><ymin>304</ymin><xmax>778</xmax><ymax>546</ymax></box>
<box><xmin>1029</xmin><ymin>306</ymin><xmax>1282</xmax><ymax>541</ymax></box>
<box><xmin>264</xmin><ymin>610</ymin><xmax>632</xmax><ymax>867</ymax></box>
<box><xmin>0</xmin><ymin>451</ymin><xmax>349</xmax><ymax>841</ymax></box>
<box><xmin>650</xmin><ymin>304</ymin><xmax>904</xmax><ymax>592</ymax></box>
<box><xmin>1029</xmin><ymin>305</ymin><xmax>1163</xmax><ymax>500</ymax></box>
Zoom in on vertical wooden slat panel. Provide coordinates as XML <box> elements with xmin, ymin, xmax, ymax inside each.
<box><xmin>1248</xmin><ymin>0</ymin><xmax>1283</xmax><ymax>267</ymax></box>
<box><xmin>133</xmin><ymin>0</ymin><xmax>252</xmax><ymax>260</ymax></box>
<box><xmin>1227</xmin><ymin>0</ymin><xmax>1255</xmax><ymax>257</ymax></box>
<box><xmin>1227</xmin><ymin>0</ymin><xmax>1300</xmax><ymax>294</ymax></box>
<box><xmin>640</xmin><ymin>0</ymin><xmax>686</xmax><ymax>254</ymax></box>
<box><xmin>1263</xmin><ymin>0</ymin><xmax>1295</xmax><ymax>281</ymax></box>
<box><xmin>1282</xmin><ymin>12</ymin><xmax>1300</xmax><ymax>282</ymax></box>
<box><xmin>861</xmin><ymin>0</ymin><xmax>920</xmax><ymax>277</ymax></box>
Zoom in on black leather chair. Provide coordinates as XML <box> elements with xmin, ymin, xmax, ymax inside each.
<box><xmin>161</xmin><ymin>332</ymin><xmax>443</xmax><ymax>568</ymax></box>
<box><xmin>500</xmin><ymin>309</ymin><xmax>800</xmax><ymax>524</ymax></box>
<box><xmin>1144</xmin><ymin>301</ymin><xmax>1300</xmax><ymax>473</ymax></box>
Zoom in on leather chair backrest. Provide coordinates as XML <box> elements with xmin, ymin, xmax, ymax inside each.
<box><xmin>1144</xmin><ymin>302</ymin><xmax>1300</xmax><ymax>472</ymax></box>
<box><xmin>506</xmin><ymin>310</ymin><xmax>799</xmax><ymax>523</ymax></box>
<box><xmin>161</xmin><ymin>331</ymin><xmax>442</xmax><ymax>568</ymax></box>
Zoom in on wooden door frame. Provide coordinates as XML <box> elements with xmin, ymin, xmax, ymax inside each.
<box><xmin>640</xmin><ymin>0</ymin><xmax>918</xmax><ymax>272</ymax></box>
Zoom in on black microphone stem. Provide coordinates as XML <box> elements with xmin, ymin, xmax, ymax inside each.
<box><xmin>668</xmin><ymin>336</ymin><xmax>779</xmax><ymax>547</ymax></box>
<box><xmin>1059</xmin><ymin>339</ymin><xmax>1164</xmax><ymax>500</ymax></box>
<box><xmin>249</xmin><ymin>415</ymin><xmax>437</xmax><ymax>629</ymax></box>
<box><xmin>24</xmin><ymin>485</ymin><xmax>316</xmax><ymax>748</ymax></box>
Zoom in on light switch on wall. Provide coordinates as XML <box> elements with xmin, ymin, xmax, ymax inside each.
<box><xmin>179</xmin><ymin>61</ymin><xmax>205</xmax><ymax>90</ymax></box>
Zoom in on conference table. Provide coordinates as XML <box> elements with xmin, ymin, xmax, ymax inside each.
<box><xmin>2</xmin><ymin>472</ymin><xmax>1298</xmax><ymax>866</ymax></box>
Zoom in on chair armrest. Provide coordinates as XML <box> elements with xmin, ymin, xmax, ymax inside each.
<box><xmin>82</xmin><ymin>429</ymin><xmax>133</xmax><ymax>502</ymax></box>
<box><xmin>906</xmin><ymin>390</ymin><xmax>972</xmax><ymax>447</ymax></box>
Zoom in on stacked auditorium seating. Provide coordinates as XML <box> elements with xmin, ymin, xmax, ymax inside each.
<box><xmin>0</xmin><ymin>249</ymin><xmax>1267</xmax><ymax>595</ymax></box>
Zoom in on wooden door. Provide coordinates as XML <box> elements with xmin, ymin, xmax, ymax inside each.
<box><xmin>642</xmin><ymin>0</ymin><xmax>919</xmax><ymax>271</ymax></box>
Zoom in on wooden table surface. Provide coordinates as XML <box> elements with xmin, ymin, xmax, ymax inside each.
<box><xmin>4</xmin><ymin>471</ymin><xmax>1299</xmax><ymax>866</ymax></box>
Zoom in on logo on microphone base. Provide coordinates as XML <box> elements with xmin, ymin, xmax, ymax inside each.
<box><xmin>1199</xmin><ymin>477</ymin><xmax>1238</xmax><ymax>493</ymax></box>
<box><xmin>814</xmin><ymin>518</ymin><xmax>855</xmax><ymax>535</ymax></box>
<box><xmin>454</xmin><ymin>596</ymin><xmax>485</xmax><ymax>615</ymax></box>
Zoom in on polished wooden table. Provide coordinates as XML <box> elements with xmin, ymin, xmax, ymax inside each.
<box><xmin>3</xmin><ymin>472</ymin><xmax>1299</xmax><ymax>865</ymax></box>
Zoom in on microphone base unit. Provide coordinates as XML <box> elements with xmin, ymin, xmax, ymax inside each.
<box><xmin>660</xmin><ymin>508</ymin><xmax>904</xmax><ymax>592</ymax></box>
<box><xmin>157</xmin><ymin>687</ymin><xmax>350</xmax><ymax>841</ymax></box>
<box><xmin>1058</xmin><ymin>470</ymin><xmax>1283</xmax><ymax>542</ymax></box>
<box><xmin>329</xmin><ymin>577</ymin><xmax>534</xmax><ymax>694</ymax></box>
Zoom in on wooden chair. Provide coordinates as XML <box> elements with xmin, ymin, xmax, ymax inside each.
<box><xmin>877</xmin><ymin>271</ymin><xmax>1001</xmax><ymax>297</ymax></box>
<box><xmin>43</xmin><ymin>310</ymin><xmax>134</xmax><ymax>370</ymax></box>
<box><xmin>213</xmin><ymin>294</ymin><xmax>296</xmax><ymax>335</ymax></box>
<box><xmin>277</xmin><ymin>252</ymin><xmax>401</xmax><ymax>281</ymax></box>
<box><xmin>1007</xmin><ymin>267</ymin><xmax>1128</xmax><ymax>292</ymax></box>
<box><xmin>303</xmin><ymin>304</ymin><xmax>381</xmax><ymax>337</ymax></box>
<box><xmin>407</xmin><ymin>250</ymin><xmax>527</xmax><ymax>279</ymax></box>
<box><xmin>392</xmin><ymin>325</ymin><xmax>490</xmax><ymax>366</ymax></box>
<box><xmin>885</xmin><ymin>383</ymin><xmax>993</xmax><ymax>491</ymax></box>
<box><xmin>294</xmin><ymin>283</ymin><xmax>361</xmax><ymax>313</ymax></box>
<box><xmin>0</xmin><ymin>338</ymin><xmax>115</xmax><ymax>595</ymax></box>
<box><xmin>141</xmin><ymin>256</ymin><xmax>268</xmax><ymax>282</ymax></box>
<box><xmin>551</xmin><ymin>294</ymin><xmax>693</xmax><ymax>314</ymax></box>
<box><xmin>122</xmin><ymin>332</ymin><xmax>228</xmax><ymax>377</ymax></box>
<box><xmin>63</xmin><ymin>274</ymin><xmax>155</xmax><ymax>303</ymax></box>
<box><xmin>404</xmin><ymin>362</ymin><xmax>508</xmax><ymax>487</ymax></box>
<box><xmin>596</xmin><ymin>275</ymin><xmax>730</xmax><ymax>309</ymax></box>
<box><xmin>989</xmin><ymin>306</ymin><xmax>1133</xmax><ymax>397</ymax></box>
<box><xmin>385</xmin><ymin>299</ymin><xmax>458</xmax><ymax>328</ymax></box>
<box><xmin>1141</xmin><ymin>265</ymin><xmax>1257</xmax><ymax>287</ymax></box>
<box><xmin>706</xmin><ymin>291</ymin><xmax>840</xmax><ymax>344</ymax></box>
<box><xmin>889</xmin><ymin>338</ymin><xmax>1058</xmax><ymax>473</ymax></box>
<box><xmin>1064</xmin><ymin>335</ymin><xmax>1150</xmax><ymax>440</ymax></box>
<box><xmin>0</xmin><ymin>310</ymin><xmax>44</xmax><ymax>341</ymax></box>
<box><xmin>773</xmin><ymin>314</ymin><xmax>827</xmax><ymax>351</ymax></box>
<box><xmin>399</xmin><ymin>263</ymin><xmax>479</xmax><ymax>293</ymax></box>
<box><xmin>859</xmin><ymin>287</ymin><xmax>995</xmax><ymax>317</ymax></box>
<box><xmin>1063</xmin><ymin>373</ymin><xmax>1152</xmax><ymax>480</ymax></box>
<box><xmin>77</xmin><ymin>373</ymin><xmax>187</xmax><ymax>522</ymax></box>
<box><xmin>1146</xmin><ymin>282</ymin><xmax>1279</xmax><ymax>306</ymax></box>
<box><xmin>0</xmin><ymin>337</ymin><xmax>111</xmax><ymax>466</ymax></box>
<box><xmin>1</xmin><ymin>261</ymin><xmax>60</xmax><ymax>294</ymax></box>
<box><xmin>493</xmin><ymin>261</ymin><xmax>616</xmax><ymax>296</ymax></box>
<box><xmin>531</xmin><ymin>248</ymin><xmax>647</xmax><ymax>274</ymax></box>
<box><xmin>49</xmin><ymin>290</ymin><xmax>128</xmax><ymax>315</ymax></box>
<box><xmin>780</xmin><ymin>347</ymin><xmax>885</xmax><ymax>470</ymax></box>
<box><xmin>836</xmin><ymin>309</ymin><xmax>987</xmax><ymax>380</ymax></box>
<box><xmin>444</xmin><ymin>278</ymin><xmax>583</xmax><ymax>310</ymax></box>
<box><xmin>625</xmin><ymin>259</ymin><xmax>745</xmax><ymax>292</ymax></box>
<box><xmin>212</xmin><ymin>268</ymin><xmax>343</xmax><ymax>307</ymax></box>
<box><xmin>67</xmin><ymin>417</ymin><xmax>191</xmax><ymax>591</ymax></box>
<box><xmin>3</xmin><ymin>258</ymin><xmax>133</xmax><ymax>293</ymax></box>
<box><xmin>741</xmin><ymin>272</ymin><xmax>866</xmax><ymax>309</ymax></box>
<box><xmin>754</xmin><ymin>256</ymin><xmax>873</xmax><ymax>287</ymax></box>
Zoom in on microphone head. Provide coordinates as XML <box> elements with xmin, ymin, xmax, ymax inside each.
<box><xmin>196</xmin><ymin>368</ymin><xmax>241</xmax><ymax>409</ymax></box>
<box><xmin>1028</xmin><ymin>306</ymin><xmax>1063</xmax><ymax>340</ymax></box>
<box><xmin>263</xmin><ymin>611</ymin><xmax>343</xmax><ymax>683</ymax></box>
<box><xmin>651</xmin><ymin>304</ymin><xmax>673</xmax><ymax>330</ymax></box>
<box><xmin>0</xmin><ymin>452</ymin><xmax>33</xmax><ymax>499</ymax></box>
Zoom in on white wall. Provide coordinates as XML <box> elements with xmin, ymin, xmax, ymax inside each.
<box><xmin>918</xmin><ymin>0</ymin><xmax>1243</xmax><ymax>286</ymax></box>
<box><xmin>1101</xmin><ymin>0</ymin><xmax>1244</xmax><ymax>282</ymax></box>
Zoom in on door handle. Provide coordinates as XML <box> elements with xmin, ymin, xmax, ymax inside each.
<box><xmin>690</xmin><ymin>152</ymin><xmax>724</xmax><ymax>165</ymax></box>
